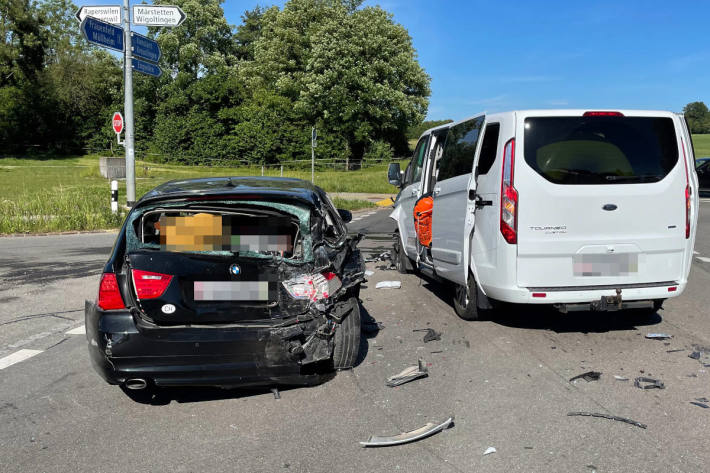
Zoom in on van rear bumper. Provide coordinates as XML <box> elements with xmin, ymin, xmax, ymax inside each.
<box><xmin>483</xmin><ymin>281</ymin><xmax>684</xmax><ymax>305</ymax></box>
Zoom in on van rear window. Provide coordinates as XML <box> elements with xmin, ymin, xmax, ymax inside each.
<box><xmin>524</xmin><ymin>116</ymin><xmax>678</xmax><ymax>184</ymax></box>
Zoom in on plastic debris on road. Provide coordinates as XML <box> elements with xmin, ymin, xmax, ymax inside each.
<box><xmin>690</xmin><ymin>401</ymin><xmax>709</xmax><ymax>409</ymax></box>
<box><xmin>645</xmin><ymin>333</ymin><xmax>672</xmax><ymax>340</ymax></box>
<box><xmin>634</xmin><ymin>377</ymin><xmax>665</xmax><ymax>390</ymax></box>
<box><xmin>386</xmin><ymin>359</ymin><xmax>428</xmax><ymax>387</ymax></box>
<box><xmin>483</xmin><ymin>447</ymin><xmax>497</xmax><ymax>456</ymax></box>
<box><xmin>376</xmin><ymin>281</ymin><xmax>401</xmax><ymax>289</ymax></box>
<box><xmin>413</xmin><ymin>328</ymin><xmax>441</xmax><ymax>343</ymax></box>
<box><xmin>567</xmin><ymin>411</ymin><xmax>647</xmax><ymax>429</ymax></box>
<box><xmin>569</xmin><ymin>371</ymin><xmax>602</xmax><ymax>383</ymax></box>
<box><xmin>365</xmin><ymin>270</ymin><xmax>374</xmax><ymax>276</ymax></box>
<box><xmin>614</xmin><ymin>375</ymin><xmax>629</xmax><ymax>381</ymax></box>
<box><xmin>359</xmin><ymin>416</ymin><xmax>454</xmax><ymax>447</ymax></box>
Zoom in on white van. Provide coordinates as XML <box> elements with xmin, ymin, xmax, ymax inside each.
<box><xmin>388</xmin><ymin>110</ymin><xmax>699</xmax><ymax>320</ymax></box>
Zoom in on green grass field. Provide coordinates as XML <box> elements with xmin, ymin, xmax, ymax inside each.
<box><xmin>0</xmin><ymin>155</ymin><xmax>389</xmax><ymax>234</ymax></box>
<box><xmin>693</xmin><ymin>134</ymin><xmax>710</xmax><ymax>158</ymax></box>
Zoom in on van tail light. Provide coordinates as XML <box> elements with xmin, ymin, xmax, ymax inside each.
<box><xmin>583</xmin><ymin>111</ymin><xmax>624</xmax><ymax>117</ymax></box>
<box><xmin>98</xmin><ymin>273</ymin><xmax>126</xmax><ymax>310</ymax></box>
<box><xmin>131</xmin><ymin>269</ymin><xmax>173</xmax><ymax>300</ymax></box>
<box><xmin>282</xmin><ymin>272</ymin><xmax>342</xmax><ymax>301</ymax></box>
<box><xmin>500</xmin><ymin>138</ymin><xmax>518</xmax><ymax>244</ymax></box>
<box><xmin>680</xmin><ymin>138</ymin><xmax>691</xmax><ymax>239</ymax></box>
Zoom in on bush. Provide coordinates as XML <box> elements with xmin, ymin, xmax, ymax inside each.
<box><xmin>363</xmin><ymin>140</ymin><xmax>394</xmax><ymax>164</ymax></box>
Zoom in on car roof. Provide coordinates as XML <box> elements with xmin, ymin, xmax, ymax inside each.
<box><xmin>136</xmin><ymin>176</ymin><xmax>323</xmax><ymax>208</ymax></box>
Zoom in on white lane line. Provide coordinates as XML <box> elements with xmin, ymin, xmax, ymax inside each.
<box><xmin>697</xmin><ymin>257</ymin><xmax>710</xmax><ymax>263</ymax></box>
<box><xmin>0</xmin><ymin>349</ymin><xmax>43</xmax><ymax>370</ymax></box>
<box><xmin>65</xmin><ymin>325</ymin><xmax>86</xmax><ymax>335</ymax></box>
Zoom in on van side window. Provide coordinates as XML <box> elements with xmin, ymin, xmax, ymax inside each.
<box><xmin>438</xmin><ymin>116</ymin><xmax>485</xmax><ymax>181</ymax></box>
<box><xmin>412</xmin><ymin>136</ymin><xmax>430</xmax><ymax>183</ymax></box>
<box><xmin>476</xmin><ymin>123</ymin><xmax>500</xmax><ymax>176</ymax></box>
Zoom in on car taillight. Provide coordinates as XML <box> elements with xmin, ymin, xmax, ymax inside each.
<box><xmin>583</xmin><ymin>111</ymin><xmax>624</xmax><ymax>117</ymax></box>
<box><xmin>98</xmin><ymin>273</ymin><xmax>126</xmax><ymax>310</ymax></box>
<box><xmin>500</xmin><ymin>138</ymin><xmax>518</xmax><ymax>244</ymax></box>
<box><xmin>681</xmin><ymin>138</ymin><xmax>691</xmax><ymax>239</ymax></box>
<box><xmin>282</xmin><ymin>272</ymin><xmax>342</xmax><ymax>301</ymax></box>
<box><xmin>131</xmin><ymin>269</ymin><xmax>173</xmax><ymax>300</ymax></box>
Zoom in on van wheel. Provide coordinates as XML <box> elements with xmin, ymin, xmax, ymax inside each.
<box><xmin>453</xmin><ymin>276</ymin><xmax>480</xmax><ymax>321</ymax></box>
<box><xmin>392</xmin><ymin>234</ymin><xmax>411</xmax><ymax>274</ymax></box>
<box><xmin>332</xmin><ymin>297</ymin><xmax>361</xmax><ymax>369</ymax></box>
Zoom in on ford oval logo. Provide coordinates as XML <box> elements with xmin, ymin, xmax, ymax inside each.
<box><xmin>602</xmin><ymin>204</ymin><xmax>618</xmax><ymax>211</ymax></box>
<box><xmin>229</xmin><ymin>264</ymin><xmax>241</xmax><ymax>276</ymax></box>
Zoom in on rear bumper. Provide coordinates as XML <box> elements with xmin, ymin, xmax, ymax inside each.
<box><xmin>483</xmin><ymin>281</ymin><xmax>684</xmax><ymax>305</ymax></box>
<box><xmin>84</xmin><ymin>300</ymin><xmax>326</xmax><ymax>388</ymax></box>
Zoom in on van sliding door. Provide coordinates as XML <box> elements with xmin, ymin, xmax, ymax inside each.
<box><xmin>431</xmin><ymin>115</ymin><xmax>484</xmax><ymax>285</ymax></box>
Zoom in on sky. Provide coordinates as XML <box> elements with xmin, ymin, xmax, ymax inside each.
<box><xmin>77</xmin><ymin>0</ymin><xmax>710</xmax><ymax>121</ymax></box>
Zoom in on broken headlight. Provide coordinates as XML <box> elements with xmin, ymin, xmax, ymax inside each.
<box><xmin>282</xmin><ymin>272</ymin><xmax>342</xmax><ymax>301</ymax></box>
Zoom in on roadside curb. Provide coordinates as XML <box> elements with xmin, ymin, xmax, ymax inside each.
<box><xmin>375</xmin><ymin>197</ymin><xmax>395</xmax><ymax>207</ymax></box>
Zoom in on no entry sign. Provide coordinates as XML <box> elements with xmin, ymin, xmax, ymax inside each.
<box><xmin>112</xmin><ymin>112</ymin><xmax>124</xmax><ymax>134</ymax></box>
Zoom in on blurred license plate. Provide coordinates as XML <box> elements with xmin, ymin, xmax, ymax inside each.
<box><xmin>573</xmin><ymin>254</ymin><xmax>638</xmax><ymax>277</ymax></box>
<box><xmin>194</xmin><ymin>281</ymin><xmax>269</xmax><ymax>301</ymax></box>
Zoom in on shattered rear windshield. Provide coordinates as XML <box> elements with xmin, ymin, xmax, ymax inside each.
<box><xmin>125</xmin><ymin>200</ymin><xmax>313</xmax><ymax>262</ymax></box>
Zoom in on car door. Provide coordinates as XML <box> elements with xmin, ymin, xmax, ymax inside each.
<box><xmin>698</xmin><ymin>161</ymin><xmax>710</xmax><ymax>193</ymax></box>
<box><xmin>431</xmin><ymin>115</ymin><xmax>485</xmax><ymax>284</ymax></box>
<box><xmin>399</xmin><ymin>135</ymin><xmax>430</xmax><ymax>255</ymax></box>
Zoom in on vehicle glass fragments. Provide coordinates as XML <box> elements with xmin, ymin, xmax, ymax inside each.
<box><xmin>125</xmin><ymin>200</ymin><xmax>313</xmax><ymax>262</ymax></box>
<box><xmin>524</xmin><ymin>116</ymin><xmax>678</xmax><ymax>184</ymax></box>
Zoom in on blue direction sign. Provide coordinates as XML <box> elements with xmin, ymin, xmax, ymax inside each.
<box><xmin>131</xmin><ymin>32</ymin><xmax>161</xmax><ymax>63</ymax></box>
<box><xmin>80</xmin><ymin>16</ymin><xmax>123</xmax><ymax>52</ymax></box>
<box><xmin>132</xmin><ymin>58</ymin><xmax>162</xmax><ymax>77</ymax></box>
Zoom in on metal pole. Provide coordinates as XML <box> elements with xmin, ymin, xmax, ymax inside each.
<box><xmin>280</xmin><ymin>165</ymin><xmax>283</xmax><ymax>177</ymax></box>
<box><xmin>111</xmin><ymin>180</ymin><xmax>118</xmax><ymax>213</ymax></box>
<box><xmin>311</xmin><ymin>126</ymin><xmax>315</xmax><ymax>184</ymax></box>
<box><xmin>123</xmin><ymin>0</ymin><xmax>136</xmax><ymax>207</ymax></box>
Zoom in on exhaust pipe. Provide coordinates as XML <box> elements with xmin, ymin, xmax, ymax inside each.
<box><xmin>124</xmin><ymin>378</ymin><xmax>148</xmax><ymax>390</ymax></box>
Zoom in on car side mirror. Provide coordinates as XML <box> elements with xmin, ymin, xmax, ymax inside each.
<box><xmin>337</xmin><ymin>208</ymin><xmax>352</xmax><ymax>223</ymax></box>
<box><xmin>388</xmin><ymin>163</ymin><xmax>402</xmax><ymax>187</ymax></box>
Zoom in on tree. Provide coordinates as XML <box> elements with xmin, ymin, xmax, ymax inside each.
<box><xmin>683</xmin><ymin>101</ymin><xmax>710</xmax><ymax>134</ymax></box>
<box><xmin>247</xmin><ymin>0</ymin><xmax>430</xmax><ymax>164</ymax></box>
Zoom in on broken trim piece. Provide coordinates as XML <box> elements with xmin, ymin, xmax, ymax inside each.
<box><xmin>634</xmin><ymin>377</ymin><xmax>665</xmax><ymax>390</ymax></box>
<box><xmin>567</xmin><ymin>411</ymin><xmax>647</xmax><ymax>429</ymax></box>
<box><xmin>386</xmin><ymin>359</ymin><xmax>428</xmax><ymax>387</ymax></box>
<box><xmin>359</xmin><ymin>416</ymin><xmax>455</xmax><ymax>447</ymax></box>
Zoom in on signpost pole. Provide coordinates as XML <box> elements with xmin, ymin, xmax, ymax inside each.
<box><xmin>123</xmin><ymin>0</ymin><xmax>136</xmax><ymax>207</ymax></box>
<box><xmin>311</xmin><ymin>126</ymin><xmax>316</xmax><ymax>184</ymax></box>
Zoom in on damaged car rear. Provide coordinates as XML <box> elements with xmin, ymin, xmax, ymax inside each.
<box><xmin>85</xmin><ymin>177</ymin><xmax>365</xmax><ymax>392</ymax></box>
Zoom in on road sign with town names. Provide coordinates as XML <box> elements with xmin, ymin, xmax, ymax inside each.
<box><xmin>132</xmin><ymin>5</ymin><xmax>186</xmax><ymax>27</ymax></box>
<box><xmin>132</xmin><ymin>58</ymin><xmax>162</xmax><ymax>78</ymax></box>
<box><xmin>75</xmin><ymin>5</ymin><xmax>121</xmax><ymax>25</ymax></box>
<box><xmin>131</xmin><ymin>32</ymin><xmax>161</xmax><ymax>63</ymax></box>
<box><xmin>80</xmin><ymin>17</ymin><xmax>124</xmax><ymax>52</ymax></box>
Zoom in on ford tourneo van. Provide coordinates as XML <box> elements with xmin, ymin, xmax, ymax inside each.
<box><xmin>388</xmin><ymin>110</ymin><xmax>699</xmax><ymax>320</ymax></box>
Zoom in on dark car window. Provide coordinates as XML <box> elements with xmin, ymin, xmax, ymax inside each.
<box><xmin>412</xmin><ymin>135</ymin><xmax>430</xmax><ymax>183</ymax></box>
<box><xmin>438</xmin><ymin>116</ymin><xmax>485</xmax><ymax>181</ymax></box>
<box><xmin>320</xmin><ymin>193</ymin><xmax>345</xmax><ymax>243</ymax></box>
<box><xmin>476</xmin><ymin>123</ymin><xmax>500</xmax><ymax>176</ymax></box>
<box><xmin>524</xmin><ymin>116</ymin><xmax>678</xmax><ymax>185</ymax></box>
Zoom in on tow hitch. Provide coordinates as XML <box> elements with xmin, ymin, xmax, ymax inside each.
<box><xmin>591</xmin><ymin>288</ymin><xmax>623</xmax><ymax>311</ymax></box>
<box><xmin>554</xmin><ymin>288</ymin><xmax>655</xmax><ymax>313</ymax></box>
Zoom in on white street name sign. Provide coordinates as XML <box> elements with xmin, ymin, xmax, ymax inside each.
<box><xmin>132</xmin><ymin>5</ymin><xmax>186</xmax><ymax>27</ymax></box>
<box><xmin>75</xmin><ymin>5</ymin><xmax>121</xmax><ymax>25</ymax></box>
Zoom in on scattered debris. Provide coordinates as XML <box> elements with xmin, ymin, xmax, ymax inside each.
<box><xmin>634</xmin><ymin>377</ymin><xmax>665</xmax><ymax>390</ymax></box>
<box><xmin>483</xmin><ymin>447</ymin><xmax>496</xmax><ymax>456</ymax></box>
<box><xmin>666</xmin><ymin>349</ymin><xmax>684</xmax><ymax>353</ymax></box>
<box><xmin>696</xmin><ymin>397</ymin><xmax>709</xmax><ymax>402</ymax></box>
<box><xmin>271</xmin><ymin>387</ymin><xmax>281</xmax><ymax>399</ymax></box>
<box><xmin>689</xmin><ymin>351</ymin><xmax>701</xmax><ymax>360</ymax></box>
<box><xmin>413</xmin><ymin>328</ymin><xmax>441</xmax><ymax>343</ymax></box>
<box><xmin>690</xmin><ymin>401</ymin><xmax>709</xmax><ymax>409</ymax></box>
<box><xmin>567</xmin><ymin>411</ymin><xmax>647</xmax><ymax>429</ymax></box>
<box><xmin>359</xmin><ymin>416</ymin><xmax>454</xmax><ymax>447</ymax></box>
<box><xmin>386</xmin><ymin>359</ymin><xmax>428</xmax><ymax>387</ymax></box>
<box><xmin>365</xmin><ymin>251</ymin><xmax>391</xmax><ymax>263</ymax></box>
<box><xmin>614</xmin><ymin>375</ymin><xmax>629</xmax><ymax>381</ymax></box>
<box><xmin>569</xmin><ymin>371</ymin><xmax>602</xmax><ymax>383</ymax></box>
<box><xmin>364</xmin><ymin>270</ymin><xmax>375</xmax><ymax>276</ymax></box>
<box><xmin>645</xmin><ymin>333</ymin><xmax>672</xmax><ymax>340</ymax></box>
<box><xmin>430</xmin><ymin>350</ymin><xmax>443</xmax><ymax>354</ymax></box>
<box><xmin>376</xmin><ymin>281</ymin><xmax>401</xmax><ymax>289</ymax></box>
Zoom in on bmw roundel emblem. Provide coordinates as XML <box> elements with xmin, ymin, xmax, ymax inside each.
<box><xmin>229</xmin><ymin>264</ymin><xmax>241</xmax><ymax>276</ymax></box>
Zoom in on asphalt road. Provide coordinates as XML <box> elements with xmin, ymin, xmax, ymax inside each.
<box><xmin>2</xmin><ymin>202</ymin><xmax>710</xmax><ymax>472</ymax></box>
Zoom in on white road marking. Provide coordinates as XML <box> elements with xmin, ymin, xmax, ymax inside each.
<box><xmin>697</xmin><ymin>257</ymin><xmax>710</xmax><ymax>263</ymax></box>
<box><xmin>65</xmin><ymin>325</ymin><xmax>86</xmax><ymax>335</ymax></box>
<box><xmin>0</xmin><ymin>349</ymin><xmax>43</xmax><ymax>370</ymax></box>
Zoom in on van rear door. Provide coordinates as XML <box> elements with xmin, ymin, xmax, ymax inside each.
<box><xmin>515</xmin><ymin>111</ymin><xmax>693</xmax><ymax>289</ymax></box>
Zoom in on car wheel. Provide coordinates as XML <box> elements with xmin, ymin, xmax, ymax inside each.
<box><xmin>332</xmin><ymin>297</ymin><xmax>362</xmax><ymax>369</ymax></box>
<box><xmin>393</xmin><ymin>234</ymin><xmax>410</xmax><ymax>274</ymax></box>
<box><xmin>453</xmin><ymin>275</ymin><xmax>481</xmax><ymax>321</ymax></box>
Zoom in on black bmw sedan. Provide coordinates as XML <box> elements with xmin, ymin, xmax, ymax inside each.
<box><xmin>85</xmin><ymin>177</ymin><xmax>365</xmax><ymax>393</ymax></box>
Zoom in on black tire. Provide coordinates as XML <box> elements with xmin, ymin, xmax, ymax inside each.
<box><xmin>332</xmin><ymin>297</ymin><xmax>362</xmax><ymax>369</ymax></box>
<box><xmin>453</xmin><ymin>275</ymin><xmax>481</xmax><ymax>321</ymax></box>
<box><xmin>393</xmin><ymin>233</ymin><xmax>411</xmax><ymax>274</ymax></box>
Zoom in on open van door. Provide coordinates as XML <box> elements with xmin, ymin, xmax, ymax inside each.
<box><xmin>430</xmin><ymin>115</ymin><xmax>485</xmax><ymax>285</ymax></box>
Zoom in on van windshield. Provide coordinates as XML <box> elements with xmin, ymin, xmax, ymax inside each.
<box><xmin>524</xmin><ymin>116</ymin><xmax>678</xmax><ymax>184</ymax></box>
